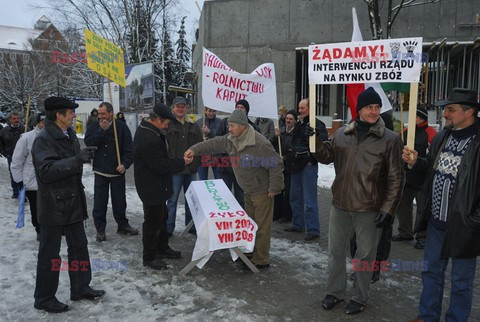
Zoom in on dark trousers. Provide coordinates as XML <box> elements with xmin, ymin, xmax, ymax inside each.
<box><xmin>34</xmin><ymin>222</ymin><xmax>92</xmax><ymax>305</ymax></box>
<box><xmin>221</xmin><ymin>169</ymin><xmax>244</xmax><ymax>208</ymax></box>
<box><xmin>395</xmin><ymin>186</ymin><xmax>427</xmax><ymax>240</ymax></box>
<box><xmin>7</xmin><ymin>156</ymin><xmax>19</xmax><ymax>197</ymax></box>
<box><xmin>273</xmin><ymin>170</ymin><xmax>292</xmax><ymax>220</ymax></box>
<box><xmin>92</xmin><ymin>174</ymin><xmax>129</xmax><ymax>232</ymax></box>
<box><xmin>25</xmin><ymin>190</ymin><xmax>40</xmax><ymax>233</ymax></box>
<box><xmin>143</xmin><ymin>203</ymin><xmax>169</xmax><ymax>261</ymax></box>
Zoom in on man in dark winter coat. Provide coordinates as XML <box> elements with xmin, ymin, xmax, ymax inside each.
<box><xmin>85</xmin><ymin>102</ymin><xmax>138</xmax><ymax>242</ymax></box>
<box><xmin>32</xmin><ymin>97</ymin><xmax>105</xmax><ymax>313</ymax></box>
<box><xmin>0</xmin><ymin>111</ymin><xmax>25</xmax><ymax>198</ymax></box>
<box><xmin>165</xmin><ymin>96</ymin><xmax>203</xmax><ymax>235</ymax></box>
<box><xmin>315</xmin><ymin>88</ymin><xmax>404</xmax><ymax>315</ymax></box>
<box><xmin>134</xmin><ymin>103</ymin><xmax>193</xmax><ymax>270</ymax></box>
<box><xmin>284</xmin><ymin>98</ymin><xmax>328</xmax><ymax>241</ymax></box>
<box><xmin>271</xmin><ymin>110</ymin><xmax>297</xmax><ymax>222</ymax></box>
<box><xmin>404</xmin><ymin>88</ymin><xmax>480</xmax><ymax>322</ymax></box>
<box><xmin>393</xmin><ymin>106</ymin><xmax>436</xmax><ymax>248</ymax></box>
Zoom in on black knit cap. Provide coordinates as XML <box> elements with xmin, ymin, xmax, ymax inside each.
<box><xmin>356</xmin><ymin>87</ymin><xmax>382</xmax><ymax>113</ymax></box>
<box><xmin>44</xmin><ymin>97</ymin><xmax>79</xmax><ymax>111</ymax></box>
<box><xmin>235</xmin><ymin>99</ymin><xmax>250</xmax><ymax>115</ymax></box>
<box><xmin>416</xmin><ymin>106</ymin><xmax>428</xmax><ymax>121</ymax></box>
<box><xmin>285</xmin><ymin>109</ymin><xmax>298</xmax><ymax>121</ymax></box>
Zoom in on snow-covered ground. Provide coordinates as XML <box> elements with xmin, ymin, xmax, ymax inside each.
<box><xmin>1</xmin><ymin>156</ymin><xmax>445</xmax><ymax>321</ymax></box>
<box><xmin>0</xmin><ymin>158</ymin><xmax>336</xmax><ymax>321</ymax></box>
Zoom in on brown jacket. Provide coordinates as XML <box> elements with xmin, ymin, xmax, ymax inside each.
<box><xmin>190</xmin><ymin>125</ymin><xmax>284</xmax><ymax>195</ymax></box>
<box><xmin>165</xmin><ymin>116</ymin><xmax>202</xmax><ymax>174</ymax></box>
<box><xmin>313</xmin><ymin>118</ymin><xmax>404</xmax><ymax>215</ymax></box>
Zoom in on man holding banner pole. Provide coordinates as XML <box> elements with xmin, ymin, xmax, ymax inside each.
<box><xmin>403</xmin><ymin>88</ymin><xmax>480</xmax><ymax>322</ymax></box>
<box><xmin>314</xmin><ymin>87</ymin><xmax>404</xmax><ymax>315</ymax></box>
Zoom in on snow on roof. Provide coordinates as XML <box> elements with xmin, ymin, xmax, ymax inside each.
<box><xmin>0</xmin><ymin>25</ymin><xmax>43</xmax><ymax>51</ymax></box>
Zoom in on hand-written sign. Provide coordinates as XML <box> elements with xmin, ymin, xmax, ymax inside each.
<box><xmin>185</xmin><ymin>179</ymin><xmax>258</xmax><ymax>268</ymax></box>
<box><xmin>202</xmin><ymin>47</ymin><xmax>278</xmax><ymax>119</ymax></box>
<box><xmin>308</xmin><ymin>37</ymin><xmax>423</xmax><ymax>84</ymax></box>
<box><xmin>84</xmin><ymin>29</ymin><xmax>126</xmax><ymax>87</ymax></box>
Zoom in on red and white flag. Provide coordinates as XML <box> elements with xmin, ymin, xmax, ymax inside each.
<box><xmin>346</xmin><ymin>8</ymin><xmax>392</xmax><ymax>120</ymax></box>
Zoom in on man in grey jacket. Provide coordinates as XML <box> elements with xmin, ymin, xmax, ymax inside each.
<box><xmin>185</xmin><ymin>109</ymin><xmax>284</xmax><ymax>269</ymax></box>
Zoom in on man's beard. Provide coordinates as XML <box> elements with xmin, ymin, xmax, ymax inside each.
<box><xmin>444</xmin><ymin>121</ymin><xmax>454</xmax><ymax>130</ymax></box>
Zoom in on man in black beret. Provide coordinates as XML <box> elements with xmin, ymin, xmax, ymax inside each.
<box><xmin>404</xmin><ymin>88</ymin><xmax>480</xmax><ymax>322</ymax></box>
<box><xmin>133</xmin><ymin>103</ymin><xmax>193</xmax><ymax>270</ymax></box>
<box><xmin>32</xmin><ymin>96</ymin><xmax>104</xmax><ymax>313</ymax></box>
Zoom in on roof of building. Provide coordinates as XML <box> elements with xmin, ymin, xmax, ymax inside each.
<box><xmin>0</xmin><ymin>16</ymin><xmax>52</xmax><ymax>51</ymax></box>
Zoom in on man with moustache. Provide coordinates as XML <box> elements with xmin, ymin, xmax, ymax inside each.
<box><xmin>85</xmin><ymin>102</ymin><xmax>137</xmax><ymax>242</ymax></box>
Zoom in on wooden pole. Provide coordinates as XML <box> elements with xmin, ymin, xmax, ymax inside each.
<box><xmin>108</xmin><ymin>81</ymin><xmax>121</xmax><ymax>167</ymax></box>
<box><xmin>273</xmin><ymin>118</ymin><xmax>282</xmax><ymax>157</ymax></box>
<box><xmin>406</xmin><ymin>82</ymin><xmax>419</xmax><ymax>151</ymax></box>
<box><xmin>399</xmin><ymin>92</ymin><xmax>404</xmax><ymax>142</ymax></box>
<box><xmin>309</xmin><ymin>84</ymin><xmax>316</xmax><ymax>153</ymax></box>
<box><xmin>24</xmin><ymin>96</ymin><xmax>31</xmax><ymax>133</ymax></box>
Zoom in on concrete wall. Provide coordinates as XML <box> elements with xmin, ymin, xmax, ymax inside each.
<box><xmin>193</xmin><ymin>0</ymin><xmax>479</xmax><ymax>115</ymax></box>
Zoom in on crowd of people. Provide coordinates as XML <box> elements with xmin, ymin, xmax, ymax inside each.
<box><xmin>0</xmin><ymin>87</ymin><xmax>479</xmax><ymax>320</ymax></box>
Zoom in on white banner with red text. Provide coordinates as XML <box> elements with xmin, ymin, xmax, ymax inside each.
<box><xmin>308</xmin><ymin>37</ymin><xmax>423</xmax><ymax>84</ymax></box>
<box><xmin>202</xmin><ymin>47</ymin><xmax>278</xmax><ymax>119</ymax></box>
<box><xmin>185</xmin><ymin>179</ymin><xmax>258</xmax><ymax>268</ymax></box>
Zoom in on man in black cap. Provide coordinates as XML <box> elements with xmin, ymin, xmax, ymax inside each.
<box><xmin>315</xmin><ymin>87</ymin><xmax>404</xmax><ymax>315</ymax></box>
<box><xmin>165</xmin><ymin>96</ymin><xmax>202</xmax><ymax>235</ymax></box>
<box><xmin>393</xmin><ymin>105</ymin><xmax>436</xmax><ymax>249</ymax></box>
<box><xmin>11</xmin><ymin>113</ymin><xmax>46</xmax><ymax>241</ymax></box>
<box><xmin>133</xmin><ymin>103</ymin><xmax>193</xmax><ymax>270</ymax></box>
<box><xmin>215</xmin><ymin>99</ymin><xmax>260</xmax><ymax>208</ymax></box>
<box><xmin>404</xmin><ymin>88</ymin><xmax>480</xmax><ymax>322</ymax></box>
<box><xmin>31</xmin><ymin>97</ymin><xmax>104</xmax><ymax>313</ymax></box>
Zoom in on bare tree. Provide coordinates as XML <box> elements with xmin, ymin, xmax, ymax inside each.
<box><xmin>364</xmin><ymin>0</ymin><xmax>440</xmax><ymax>39</ymax></box>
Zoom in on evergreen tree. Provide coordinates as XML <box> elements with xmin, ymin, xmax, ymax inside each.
<box><xmin>175</xmin><ymin>16</ymin><xmax>191</xmax><ymax>86</ymax></box>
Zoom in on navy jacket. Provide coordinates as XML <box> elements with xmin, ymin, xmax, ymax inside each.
<box><xmin>84</xmin><ymin>119</ymin><xmax>133</xmax><ymax>174</ymax></box>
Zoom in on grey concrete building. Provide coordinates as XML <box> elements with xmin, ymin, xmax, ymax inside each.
<box><xmin>192</xmin><ymin>0</ymin><xmax>480</xmax><ymax>123</ymax></box>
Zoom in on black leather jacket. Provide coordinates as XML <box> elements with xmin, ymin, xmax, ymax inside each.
<box><xmin>413</xmin><ymin>121</ymin><xmax>480</xmax><ymax>258</ymax></box>
<box><xmin>31</xmin><ymin>119</ymin><xmax>88</xmax><ymax>226</ymax></box>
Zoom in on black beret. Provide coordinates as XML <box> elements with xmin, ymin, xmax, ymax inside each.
<box><xmin>153</xmin><ymin>103</ymin><xmax>176</xmax><ymax>120</ymax></box>
<box><xmin>44</xmin><ymin>97</ymin><xmax>79</xmax><ymax>111</ymax></box>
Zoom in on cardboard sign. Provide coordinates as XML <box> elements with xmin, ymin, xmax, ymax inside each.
<box><xmin>185</xmin><ymin>179</ymin><xmax>257</xmax><ymax>268</ymax></box>
<box><xmin>202</xmin><ymin>47</ymin><xmax>278</xmax><ymax>119</ymax></box>
<box><xmin>84</xmin><ymin>29</ymin><xmax>126</xmax><ymax>87</ymax></box>
<box><xmin>308</xmin><ymin>37</ymin><xmax>423</xmax><ymax>84</ymax></box>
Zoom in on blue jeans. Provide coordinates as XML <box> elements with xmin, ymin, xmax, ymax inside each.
<box><xmin>289</xmin><ymin>164</ymin><xmax>320</xmax><ymax>235</ymax></box>
<box><xmin>166</xmin><ymin>174</ymin><xmax>195</xmax><ymax>234</ymax></box>
<box><xmin>197</xmin><ymin>164</ymin><xmax>221</xmax><ymax>180</ymax></box>
<box><xmin>418</xmin><ymin>223</ymin><xmax>477</xmax><ymax>321</ymax></box>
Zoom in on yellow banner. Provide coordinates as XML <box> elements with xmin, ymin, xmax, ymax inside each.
<box><xmin>84</xmin><ymin>29</ymin><xmax>126</xmax><ymax>87</ymax></box>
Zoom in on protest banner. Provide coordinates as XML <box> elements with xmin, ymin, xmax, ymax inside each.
<box><xmin>84</xmin><ymin>29</ymin><xmax>126</xmax><ymax>87</ymax></box>
<box><xmin>182</xmin><ymin>179</ymin><xmax>258</xmax><ymax>274</ymax></box>
<box><xmin>202</xmin><ymin>47</ymin><xmax>278</xmax><ymax>119</ymax></box>
<box><xmin>308</xmin><ymin>37</ymin><xmax>423</xmax><ymax>85</ymax></box>
<box><xmin>308</xmin><ymin>33</ymin><xmax>424</xmax><ymax>150</ymax></box>
<box><xmin>84</xmin><ymin>29</ymin><xmax>126</xmax><ymax>166</ymax></box>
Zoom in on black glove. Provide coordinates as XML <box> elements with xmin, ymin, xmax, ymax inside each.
<box><xmin>374</xmin><ymin>212</ymin><xmax>394</xmax><ymax>228</ymax></box>
<box><xmin>18</xmin><ymin>181</ymin><xmax>24</xmax><ymax>189</ymax></box>
<box><xmin>76</xmin><ymin>146</ymin><xmax>97</xmax><ymax>164</ymax></box>
<box><xmin>305</xmin><ymin>125</ymin><xmax>318</xmax><ymax>137</ymax></box>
